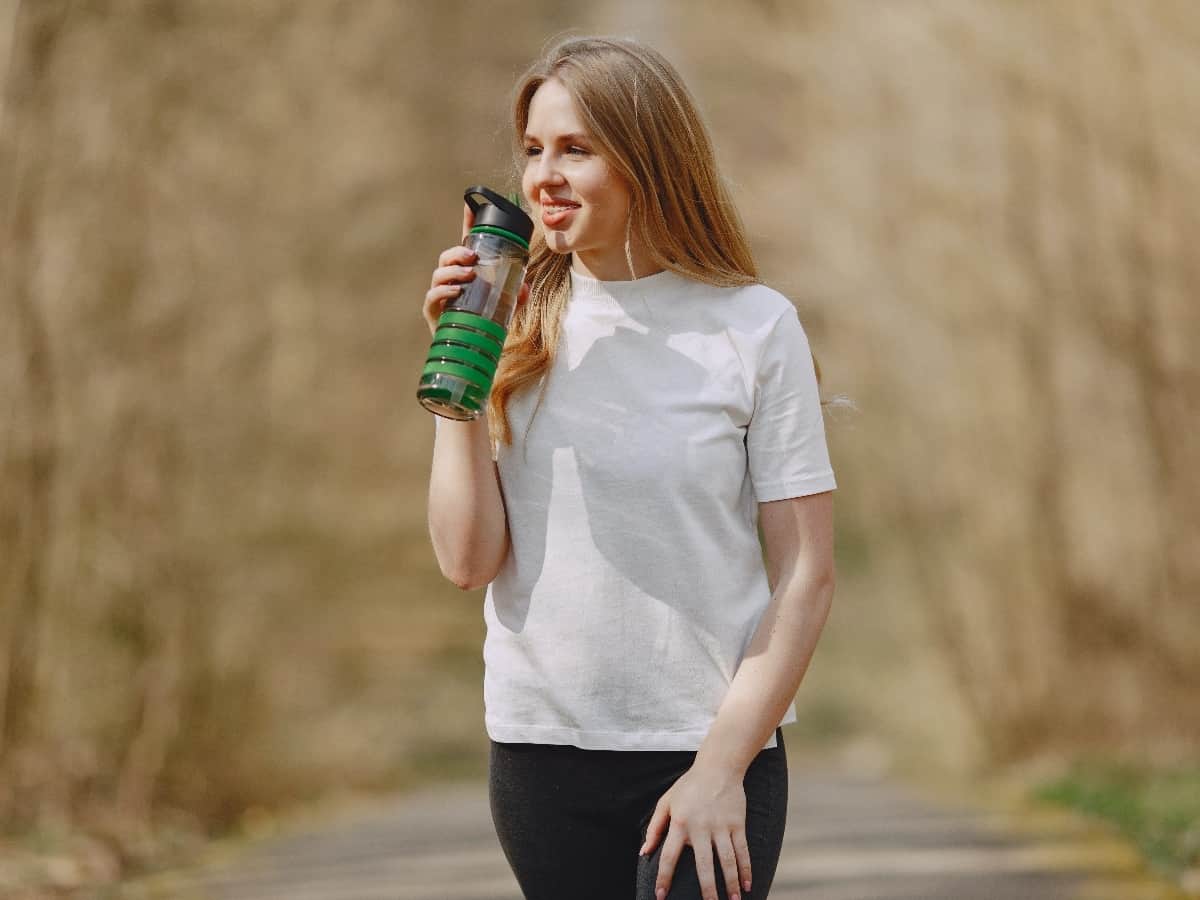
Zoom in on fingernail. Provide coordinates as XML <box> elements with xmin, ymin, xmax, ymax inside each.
<box><xmin>744</xmin><ymin>880</ymin><xmax>752</xmax><ymax>891</ymax></box>
<box><xmin>655</xmin><ymin>890</ymin><xmax>665</xmax><ymax>900</ymax></box>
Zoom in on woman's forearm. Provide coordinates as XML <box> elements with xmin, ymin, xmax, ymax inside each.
<box><xmin>693</xmin><ymin>574</ymin><xmax>836</xmax><ymax>776</ymax></box>
<box><xmin>427</xmin><ymin>412</ymin><xmax>510</xmax><ymax>590</ymax></box>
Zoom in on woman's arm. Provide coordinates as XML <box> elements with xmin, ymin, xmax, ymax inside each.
<box><xmin>693</xmin><ymin>489</ymin><xmax>836</xmax><ymax>773</ymax></box>
<box><xmin>640</xmin><ymin>490</ymin><xmax>835</xmax><ymax>900</ymax></box>
<box><xmin>427</xmin><ymin>412</ymin><xmax>511</xmax><ymax>590</ymax></box>
<box><xmin>424</xmin><ymin>206</ymin><xmax>522</xmax><ymax>592</ymax></box>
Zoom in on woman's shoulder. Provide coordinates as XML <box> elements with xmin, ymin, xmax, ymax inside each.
<box><xmin>673</xmin><ymin>275</ymin><xmax>799</xmax><ymax>333</ymax></box>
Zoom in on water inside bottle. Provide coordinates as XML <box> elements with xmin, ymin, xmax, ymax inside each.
<box><xmin>448</xmin><ymin>254</ymin><xmax>521</xmax><ymax>328</ymax></box>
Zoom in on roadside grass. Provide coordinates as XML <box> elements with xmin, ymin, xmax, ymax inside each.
<box><xmin>1032</xmin><ymin>759</ymin><xmax>1200</xmax><ymax>886</ymax></box>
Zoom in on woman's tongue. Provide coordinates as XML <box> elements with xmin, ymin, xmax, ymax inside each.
<box><xmin>542</xmin><ymin>202</ymin><xmax>579</xmax><ymax>229</ymax></box>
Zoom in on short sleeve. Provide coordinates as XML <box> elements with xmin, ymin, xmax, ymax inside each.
<box><xmin>746</xmin><ymin>305</ymin><xmax>838</xmax><ymax>502</ymax></box>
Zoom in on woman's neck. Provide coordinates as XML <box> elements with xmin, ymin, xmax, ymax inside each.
<box><xmin>571</xmin><ymin>242</ymin><xmax>663</xmax><ymax>282</ymax></box>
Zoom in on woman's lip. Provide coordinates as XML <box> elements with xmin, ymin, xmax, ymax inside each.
<box><xmin>542</xmin><ymin>205</ymin><xmax>578</xmax><ymax>228</ymax></box>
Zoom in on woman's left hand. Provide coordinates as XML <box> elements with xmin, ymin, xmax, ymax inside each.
<box><xmin>640</xmin><ymin>762</ymin><xmax>751</xmax><ymax>900</ymax></box>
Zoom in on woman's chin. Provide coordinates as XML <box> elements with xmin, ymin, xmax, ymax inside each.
<box><xmin>543</xmin><ymin>230</ymin><xmax>575</xmax><ymax>253</ymax></box>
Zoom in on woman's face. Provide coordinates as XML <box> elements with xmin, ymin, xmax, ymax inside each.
<box><xmin>521</xmin><ymin>78</ymin><xmax>634</xmax><ymax>276</ymax></box>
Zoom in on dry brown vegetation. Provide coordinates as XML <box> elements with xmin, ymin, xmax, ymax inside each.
<box><xmin>1</xmin><ymin>0</ymin><xmax>1196</xmax><ymax>889</ymax></box>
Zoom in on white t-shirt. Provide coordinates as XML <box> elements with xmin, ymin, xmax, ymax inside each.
<box><xmin>482</xmin><ymin>266</ymin><xmax>837</xmax><ymax>751</ymax></box>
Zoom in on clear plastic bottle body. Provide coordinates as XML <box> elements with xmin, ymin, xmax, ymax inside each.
<box><xmin>417</xmin><ymin>231</ymin><xmax>529</xmax><ymax>421</ymax></box>
<box><xmin>451</xmin><ymin>232</ymin><xmax>526</xmax><ymax>326</ymax></box>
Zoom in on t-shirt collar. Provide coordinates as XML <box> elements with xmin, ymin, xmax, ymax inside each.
<box><xmin>569</xmin><ymin>266</ymin><xmax>682</xmax><ymax>304</ymax></box>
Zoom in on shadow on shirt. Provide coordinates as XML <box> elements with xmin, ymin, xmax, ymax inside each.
<box><xmin>492</xmin><ymin>290</ymin><xmax>770</xmax><ymax>653</ymax></box>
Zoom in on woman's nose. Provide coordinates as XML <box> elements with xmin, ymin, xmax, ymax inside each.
<box><xmin>531</xmin><ymin>152</ymin><xmax>566</xmax><ymax>188</ymax></box>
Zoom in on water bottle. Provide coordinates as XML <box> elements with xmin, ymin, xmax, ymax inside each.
<box><xmin>417</xmin><ymin>186</ymin><xmax>534</xmax><ymax>421</ymax></box>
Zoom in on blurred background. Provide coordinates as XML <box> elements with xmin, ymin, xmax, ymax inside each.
<box><xmin>1</xmin><ymin>0</ymin><xmax>1197</xmax><ymax>892</ymax></box>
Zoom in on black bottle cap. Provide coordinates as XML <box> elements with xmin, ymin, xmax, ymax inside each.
<box><xmin>464</xmin><ymin>185</ymin><xmax>534</xmax><ymax>249</ymax></box>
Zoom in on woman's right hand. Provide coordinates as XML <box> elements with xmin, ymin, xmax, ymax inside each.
<box><xmin>424</xmin><ymin>241</ymin><xmax>479</xmax><ymax>336</ymax></box>
<box><xmin>424</xmin><ymin>202</ymin><xmax>483</xmax><ymax>335</ymax></box>
<box><xmin>423</xmin><ymin>202</ymin><xmax>529</xmax><ymax>336</ymax></box>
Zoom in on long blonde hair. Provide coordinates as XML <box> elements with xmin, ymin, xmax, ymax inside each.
<box><xmin>488</xmin><ymin>36</ymin><xmax>821</xmax><ymax>449</ymax></box>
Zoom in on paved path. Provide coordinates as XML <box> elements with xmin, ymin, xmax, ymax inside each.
<box><xmin>132</xmin><ymin>764</ymin><xmax>1178</xmax><ymax>900</ymax></box>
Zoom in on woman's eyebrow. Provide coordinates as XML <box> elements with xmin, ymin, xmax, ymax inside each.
<box><xmin>522</xmin><ymin>131</ymin><xmax>590</xmax><ymax>144</ymax></box>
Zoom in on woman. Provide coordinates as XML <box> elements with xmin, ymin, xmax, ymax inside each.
<box><xmin>424</xmin><ymin>36</ymin><xmax>837</xmax><ymax>900</ymax></box>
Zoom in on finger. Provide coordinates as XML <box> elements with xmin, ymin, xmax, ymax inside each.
<box><xmin>691</xmin><ymin>831</ymin><xmax>719</xmax><ymax>900</ymax></box>
<box><xmin>430</xmin><ymin>264</ymin><xmax>477</xmax><ymax>290</ymax></box>
<box><xmin>437</xmin><ymin>245</ymin><xmax>478</xmax><ymax>268</ymax></box>
<box><xmin>640</xmin><ymin>800</ymin><xmax>669</xmax><ymax>856</ymax></box>
<box><xmin>654</xmin><ymin>828</ymin><xmax>686</xmax><ymax>900</ymax></box>
<box><xmin>732</xmin><ymin>828</ymin><xmax>752</xmax><ymax>895</ymax></box>
<box><xmin>714</xmin><ymin>832</ymin><xmax>742</xmax><ymax>900</ymax></box>
<box><xmin>461</xmin><ymin>202</ymin><xmax>474</xmax><ymax>243</ymax></box>
<box><xmin>430</xmin><ymin>262</ymin><xmax>477</xmax><ymax>288</ymax></box>
<box><xmin>423</xmin><ymin>283</ymin><xmax>465</xmax><ymax>332</ymax></box>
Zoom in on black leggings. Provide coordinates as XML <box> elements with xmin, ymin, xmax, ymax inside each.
<box><xmin>488</xmin><ymin>728</ymin><xmax>788</xmax><ymax>899</ymax></box>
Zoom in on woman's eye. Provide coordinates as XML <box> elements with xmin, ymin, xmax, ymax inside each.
<box><xmin>523</xmin><ymin>146</ymin><xmax>588</xmax><ymax>158</ymax></box>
